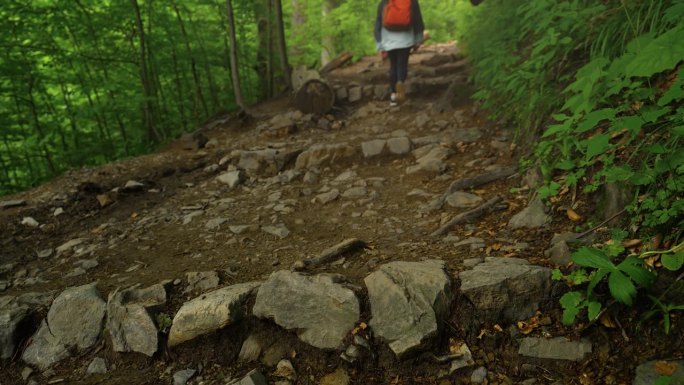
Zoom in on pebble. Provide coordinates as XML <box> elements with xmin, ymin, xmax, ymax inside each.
<box><xmin>21</xmin><ymin>217</ymin><xmax>40</xmax><ymax>227</ymax></box>
<box><xmin>471</xmin><ymin>367</ymin><xmax>488</xmax><ymax>384</ymax></box>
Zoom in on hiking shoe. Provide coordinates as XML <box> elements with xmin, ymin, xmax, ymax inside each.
<box><xmin>396</xmin><ymin>82</ymin><xmax>406</xmax><ymax>103</ymax></box>
<box><xmin>390</xmin><ymin>93</ymin><xmax>398</xmax><ymax>107</ymax></box>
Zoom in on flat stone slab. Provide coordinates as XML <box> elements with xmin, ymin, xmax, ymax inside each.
<box><xmin>253</xmin><ymin>271</ymin><xmax>359</xmax><ymax>350</ymax></box>
<box><xmin>518</xmin><ymin>337</ymin><xmax>592</xmax><ymax>361</ymax></box>
<box><xmin>365</xmin><ymin>260</ymin><xmax>452</xmax><ymax>357</ymax></box>
<box><xmin>459</xmin><ymin>258</ymin><xmax>551</xmax><ymax>322</ymax></box>
<box><xmin>634</xmin><ymin>360</ymin><xmax>684</xmax><ymax>385</ymax></box>
<box><xmin>169</xmin><ymin>282</ymin><xmax>261</xmax><ymax>347</ymax></box>
<box><xmin>0</xmin><ymin>200</ymin><xmax>26</xmax><ymax>209</ymax></box>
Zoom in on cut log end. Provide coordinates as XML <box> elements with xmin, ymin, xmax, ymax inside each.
<box><xmin>294</xmin><ymin>79</ymin><xmax>335</xmax><ymax>115</ymax></box>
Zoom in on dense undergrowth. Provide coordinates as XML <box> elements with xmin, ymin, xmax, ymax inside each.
<box><xmin>457</xmin><ymin>0</ymin><xmax>684</xmax><ymax>350</ymax></box>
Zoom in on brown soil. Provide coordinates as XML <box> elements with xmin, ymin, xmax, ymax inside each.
<box><xmin>1</xmin><ymin>44</ymin><xmax>682</xmax><ymax>385</ymax></box>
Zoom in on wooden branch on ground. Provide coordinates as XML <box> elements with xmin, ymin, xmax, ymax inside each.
<box><xmin>320</xmin><ymin>51</ymin><xmax>353</xmax><ymax>75</ymax></box>
<box><xmin>293</xmin><ymin>238</ymin><xmax>367</xmax><ymax>270</ymax></box>
<box><xmin>425</xmin><ymin>166</ymin><xmax>517</xmax><ymax>212</ymax></box>
<box><xmin>431</xmin><ymin>196</ymin><xmax>504</xmax><ymax>236</ymax></box>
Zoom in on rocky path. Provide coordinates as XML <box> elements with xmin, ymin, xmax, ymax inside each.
<box><xmin>0</xmin><ymin>44</ymin><xmax>676</xmax><ymax>385</ymax></box>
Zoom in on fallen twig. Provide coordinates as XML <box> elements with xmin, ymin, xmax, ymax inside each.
<box><xmin>431</xmin><ymin>196</ymin><xmax>504</xmax><ymax>236</ymax></box>
<box><xmin>576</xmin><ymin>208</ymin><xmax>627</xmax><ymax>239</ymax></box>
<box><xmin>293</xmin><ymin>238</ymin><xmax>367</xmax><ymax>270</ymax></box>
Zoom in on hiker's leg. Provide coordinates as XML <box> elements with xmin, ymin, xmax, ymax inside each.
<box><xmin>396</xmin><ymin>47</ymin><xmax>411</xmax><ymax>83</ymax></box>
<box><xmin>388</xmin><ymin>49</ymin><xmax>399</xmax><ymax>93</ymax></box>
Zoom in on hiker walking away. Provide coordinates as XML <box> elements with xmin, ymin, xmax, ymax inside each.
<box><xmin>375</xmin><ymin>0</ymin><xmax>424</xmax><ymax>106</ymax></box>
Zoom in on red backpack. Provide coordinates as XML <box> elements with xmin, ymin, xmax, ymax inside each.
<box><xmin>383</xmin><ymin>0</ymin><xmax>412</xmax><ymax>31</ymax></box>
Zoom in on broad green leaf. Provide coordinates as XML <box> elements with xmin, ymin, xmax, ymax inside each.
<box><xmin>572</xmin><ymin>247</ymin><xmax>615</xmax><ymax>270</ymax></box>
<box><xmin>586</xmin><ymin>300</ymin><xmax>602</xmax><ymax>321</ymax></box>
<box><xmin>661</xmin><ymin>252</ymin><xmax>684</xmax><ymax>271</ymax></box>
<box><xmin>655</xmin><ymin>376</ymin><xmax>672</xmax><ymax>385</ymax></box>
<box><xmin>576</xmin><ymin>109</ymin><xmax>616</xmax><ymax>133</ymax></box>
<box><xmin>584</xmin><ymin>134</ymin><xmax>611</xmax><ymax>160</ymax></box>
<box><xmin>608</xmin><ymin>271</ymin><xmax>637</xmax><ymax>305</ymax></box>
<box><xmin>605</xmin><ymin>166</ymin><xmax>634</xmax><ymax>182</ymax></box>
<box><xmin>560</xmin><ymin>291</ymin><xmax>583</xmax><ymax>325</ymax></box>
<box><xmin>617</xmin><ymin>256</ymin><xmax>656</xmax><ymax>287</ymax></box>
<box><xmin>624</xmin><ymin>27</ymin><xmax>684</xmax><ymax>77</ymax></box>
<box><xmin>645</xmin><ymin>144</ymin><xmax>667</xmax><ymax>154</ymax></box>
<box><xmin>613</xmin><ymin>115</ymin><xmax>643</xmax><ymax>135</ymax></box>
<box><xmin>555</xmin><ymin>159</ymin><xmax>575</xmax><ymax>170</ymax></box>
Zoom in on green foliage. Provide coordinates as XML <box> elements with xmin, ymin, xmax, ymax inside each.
<box><xmin>459</xmin><ymin>0</ymin><xmax>684</xmax><ymax>235</ymax></box>
<box><xmin>155</xmin><ymin>312</ymin><xmax>173</xmax><ymax>333</ymax></box>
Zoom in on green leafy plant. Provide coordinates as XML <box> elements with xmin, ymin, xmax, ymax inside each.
<box><xmin>155</xmin><ymin>313</ymin><xmax>173</xmax><ymax>334</ymax></box>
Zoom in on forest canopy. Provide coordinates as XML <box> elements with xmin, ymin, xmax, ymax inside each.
<box><xmin>0</xmin><ymin>0</ymin><xmax>467</xmax><ymax>196</ymax></box>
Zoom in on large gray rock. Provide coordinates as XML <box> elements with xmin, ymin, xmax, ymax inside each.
<box><xmin>253</xmin><ymin>271</ymin><xmax>359</xmax><ymax>350</ymax></box>
<box><xmin>365</xmin><ymin>260</ymin><xmax>452</xmax><ymax>357</ymax></box>
<box><xmin>21</xmin><ymin>320</ymin><xmax>69</xmax><ymax>370</ymax></box>
<box><xmin>544</xmin><ymin>240</ymin><xmax>572</xmax><ymax>266</ymax></box>
<box><xmin>508</xmin><ymin>198</ymin><xmax>550</xmax><ymax>229</ymax></box>
<box><xmin>23</xmin><ymin>284</ymin><xmax>106</xmax><ymax>370</ymax></box>
<box><xmin>168</xmin><ymin>282</ymin><xmax>261</xmax><ymax>347</ymax></box>
<box><xmin>361</xmin><ymin>140</ymin><xmax>387</xmax><ymax>158</ymax></box>
<box><xmin>107</xmin><ymin>284</ymin><xmax>167</xmax><ymax>357</ymax></box>
<box><xmin>459</xmin><ymin>258</ymin><xmax>551</xmax><ymax>322</ymax></box>
<box><xmin>634</xmin><ymin>360</ymin><xmax>684</xmax><ymax>385</ymax></box>
<box><xmin>518</xmin><ymin>337</ymin><xmax>592</xmax><ymax>361</ymax></box>
<box><xmin>0</xmin><ymin>304</ymin><xmax>32</xmax><ymax>359</ymax></box>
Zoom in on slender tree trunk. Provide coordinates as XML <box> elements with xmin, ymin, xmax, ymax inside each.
<box><xmin>131</xmin><ymin>0</ymin><xmax>161</xmax><ymax>143</ymax></box>
<box><xmin>321</xmin><ymin>0</ymin><xmax>336</xmax><ymax>67</ymax></box>
<box><xmin>25</xmin><ymin>77</ymin><xmax>56</xmax><ymax>174</ymax></box>
<box><xmin>274</xmin><ymin>0</ymin><xmax>292</xmax><ymax>91</ymax></box>
<box><xmin>290</xmin><ymin>0</ymin><xmax>306</xmax><ymax>62</ymax></box>
<box><xmin>173</xmin><ymin>1</ymin><xmax>209</xmax><ymax>118</ymax></box>
<box><xmin>226</xmin><ymin>0</ymin><xmax>245</xmax><ymax>108</ymax></box>
<box><xmin>171</xmin><ymin>48</ymin><xmax>189</xmax><ymax>130</ymax></box>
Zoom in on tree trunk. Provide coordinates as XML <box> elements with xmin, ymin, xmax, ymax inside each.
<box><xmin>172</xmin><ymin>2</ymin><xmax>209</xmax><ymax>119</ymax></box>
<box><xmin>273</xmin><ymin>0</ymin><xmax>292</xmax><ymax>91</ymax></box>
<box><xmin>226</xmin><ymin>0</ymin><xmax>245</xmax><ymax>108</ymax></box>
<box><xmin>290</xmin><ymin>0</ymin><xmax>306</xmax><ymax>61</ymax></box>
<box><xmin>131</xmin><ymin>0</ymin><xmax>161</xmax><ymax>143</ymax></box>
<box><xmin>294</xmin><ymin>79</ymin><xmax>334</xmax><ymax>115</ymax></box>
<box><xmin>321</xmin><ymin>0</ymin><xmax>336</xmax><ymax>67</ymax></box>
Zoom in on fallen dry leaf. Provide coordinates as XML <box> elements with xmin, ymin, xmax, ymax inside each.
<box><xmin>599</xmin><ymin>313</ymin><xmax>617</xmax><ymax>329</ymax></box>
<box><xmin>493</xmin><ymin>324</ymin><xmax>503</xmax><ymax>332</ymax></box>
<box><xmin>622</xmin><ymin>239</ymin><xmax>642</xmax><ymax>248</ymax></box>
<box><xmin>567</xmin><ymin>208</ymin><xmax>583</xmax><ymax>222</ymax></box>
<box><xmin>655</xmin><ymin>360</ymin><xmax>678</xmax><ymax>376</ymax></box>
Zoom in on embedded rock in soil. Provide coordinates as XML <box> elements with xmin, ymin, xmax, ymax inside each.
<box><xmin>184</xmin><ymin>271</ymin><xmax>220</xmax><ymax>294</ymax></box>
<box><xmin>86</xmin><ymin>357</ymin><xmax>107</xmax><ymax>375</ymax></box>
<box><xmin>508</xmin><ymin>198</ymin><xmax>550</xmax><ymax>229</ymax></box>
<box><xmin>634</xmin><ymin>360</ymin><xmax>684</xmax><ymax>385</ymax></box>
<box><xmin>238</xmin><ymin>333</ymin><xmax>264</xmax><ymax>362</ymax></box>
<box><xmin>228</xmin><ymin>369</ymin><xmax>268</xmax><ymax>385</ymax></box>
<box><xmin>22</xmin><ymin>283</ymin><xmax>106</xmax><ymax>370</ymax></box>
<box><xmin>459</xmin><ymin>258</ymin><xmax>551</xmax><ymax>323</ymax></box>
<box><xmin>217</xmin><ymin>170</ymin><xmax>245</xmax><ymax>189</ymax></box>
<box><xmin>518</xmin><ymin>337</ymin><xmax>592</xmax><ymax>362</ymax></box>
<box><xmin>544</xmin><ymin>240</ymin><xmax>572</xmax><ymax>266</ymax></box>
<box><xmin>107</xmin><ymin>284</ymin><xmax>165</xmax><ymax>357</ymax></box>
<box><xmin>295</xmin><ymin>143</ymin><xmax>357</xmax><ymax>170</ymax></box>
<box><xmin>0</xmin><ymin>303</ymin><xmax>32</xmax><ymax>359</ymax></box>
<box><xmin>445</xmin><ymin>191</ymin><xmax>483</xmax><ymax>209</ymax></box>
<box><xmin>253</xmin><ymin>271</ymin><xmax>360</xmax><ymax>350</ymax></box>
<box><xmin>168</xmin><ymin>282</ymin><xmax>261</xmax><ymax>347</ymax></box>
<box><xmin>320</xmin><ymin>368</ymin><xmax>350</xmax><ymax>385</ymax></box>
<box><xmin>237</xmin><ymin>149</ymin><xmax>300</xmax><ymax>175</ymax></box>
<box><xmin>361</xmin><ymin>139</ymin><xmax>386</xmax><ymax>158</ymax></box>
<box><xmin>174</xmin><ymin>369</ymin><xmax>197</xmax><ymax>385</ymax></box>
<box><xmin>406</xmin><ymin>145</ymin><xmax>453</xmax><ymax>174</ymax></box>
<box><xmin>365</xmin><ymin>259</ymin><xmax>452</xmax><ymax>358</ymax></box>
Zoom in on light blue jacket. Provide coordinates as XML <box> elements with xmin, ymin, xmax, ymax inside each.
<box><xmin>374</xmin><ymin>0</ymin><xmax>424</xmax><ymax>52</ymax></box>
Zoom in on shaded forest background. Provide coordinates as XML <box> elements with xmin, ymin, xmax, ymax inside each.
<box><xmin>0</xmin><ymin>0</ymin><xmax>469</xmax><ymax>196</ymax></box>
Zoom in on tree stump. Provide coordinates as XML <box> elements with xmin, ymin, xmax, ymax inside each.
<box><xmin>294</xmin><ymin>79</ymin><xmax>335</xmax><ymax>115</ymax></box>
